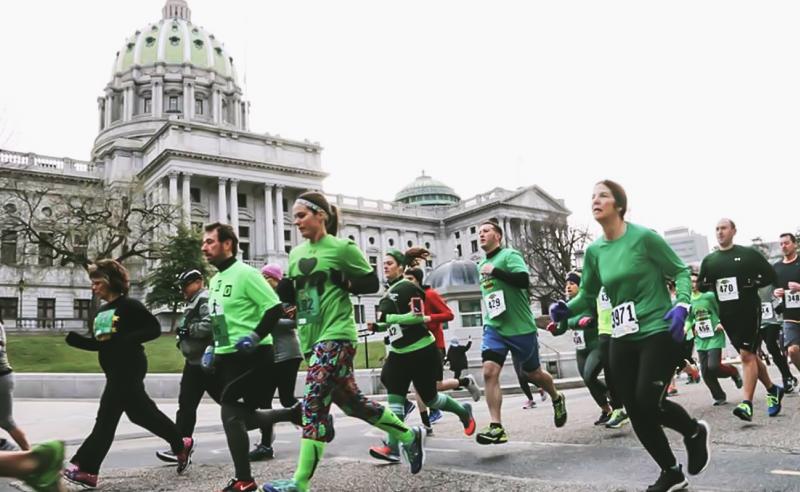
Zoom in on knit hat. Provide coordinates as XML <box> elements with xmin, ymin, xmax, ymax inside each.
<box><xmin>261</xmin><ymin>264</ymin><xmax>283</xmax><ymax>281</ymax></box>
<box><xmin>386</xmin><ymin>249</ymin><xmax>406</xmax><ymax>267</ymax></box>
<box><xmin>566</xmin><ymin>271</ymin><xmax>581</xmax><ymax>286</ymax></box>
<box><xmin>449</xmin><ymin>337</ymin><xmax>460</xmax><ymax>346</ymax></box>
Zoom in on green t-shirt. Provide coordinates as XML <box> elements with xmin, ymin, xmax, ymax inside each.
<box><xmin>687</xmin><ymin>291</ymin><xmax>725</xmax><ymax>351</ymax></box>
<box><xmin>596</xmin><ymin>287</ymin><xmax>612</xmax><ymax>336</ymax></box>
<box><xmin>478</xmin><ymin>247</ymin><xmax>535</xmax><ymax>336</ymax></box>
<box><xmin>377</xmin><ymin>278</ymin><xmax>435</xmax><ymax>354</ymax></box>
<box><xmin>208</xmin><ymin>260</ymin><xmax>280</xmax><ymax>354</ymax></box>
<box><xmin>288</xmin><ymin>234</ymin><xmax>373</xmax><ymax>354</ymax></box>
<box><xmin>568</xmin><ymin>222</ymin><xmax>691</xmax><ymax>342</ymax></box>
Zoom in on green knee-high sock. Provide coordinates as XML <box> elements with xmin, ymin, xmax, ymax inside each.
<box><xmin>427</xmin><ymin>392</ymin><xmax>468</xmax><ymax>420</ymax></box>
<box><xmin>293</xmin><ymin>439</ymin><xmax>325</xmax><ymax>492</ymax></box>
<box><xmin>373</xmin><ymin>405</ymin><xmax>414</xmax><ymax>445</ymax></box>
<box><xmin>385</xmin><ymin>394</ymin><xmax>406</xmax><ymax>448</ymax></box>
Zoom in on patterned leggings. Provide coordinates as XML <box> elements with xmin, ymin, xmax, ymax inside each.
<box><xmin>302</xmin><ymin>340</ymin><xmax>384</xmax><ymax>442</ymax></box>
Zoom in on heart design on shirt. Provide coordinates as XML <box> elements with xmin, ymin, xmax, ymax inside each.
<box><xmin>299</xmin><ymin>257</ymin><xmax>318</xmax><ymax>276</ymax></box>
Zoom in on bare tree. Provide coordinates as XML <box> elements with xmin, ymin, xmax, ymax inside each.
<box><xmin>517</xmin><ymin>216</ymin><xmax>592</xmax><ymax>308</ymax></box>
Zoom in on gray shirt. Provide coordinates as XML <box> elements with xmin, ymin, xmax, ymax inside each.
<box><xmin>178</xmin><ymin>289</ymin><xmax>213</xmax><ymax>365</ymax></box>
<box><xmin>0</xmin><ymin>323</ymin><xmax>11</xmax><ymax>374</ymax></box>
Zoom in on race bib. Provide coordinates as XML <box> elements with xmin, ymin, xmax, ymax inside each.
<box><xmin>598</xmin><ymin>288</ymin><xmax>612</xmax><ymax>310</ymax></box>
<box><xmin>762</xmin><ymin>302</ymin><xmax>774</xmax><ymax>320</ymax></box>
<box><xmin>387</xmin><ymin>324</ymin><xmax>403</xmax><ymax>343</ymax></box>
<box><xmin>572</xmin><ymin>330</ymin><xmax>586</xmax><ymax>350</ymax></box>
<box><xmin>695</xmin><ymin>319</ymin><xmax>714</xmax><ymax>339</ymax></box>
<box><xmin>297</xmin><ymin>288</ymin><xmax>321</xmax><ymax>325</ymax></box>
<box><xmin>93</xmin><ymin>309</ymin><xmax>116</xmax><ymax>341</ymax></box>
<box><xmin>716</xmin><ymin>277</ymin><xmax>739</xmax><ymax>302</ymax></box>
<box><xmin>611</xmin><ymin>301</ymin><xmax>639</xmax><ymax>338</ymax></box>
<box><xmin>485</xmin><ymin>291</ymin><xmax>506</xmax><ymax>319</ymax></box>
<box><xmin>209</xmin><ymin>300</ymin><xmax>230</xmax><ymax>348</ymax></box>
<box><xmin>786</xmin><ymin>291</ymin><xmax>800</xmax><ymax>309</ymax></box>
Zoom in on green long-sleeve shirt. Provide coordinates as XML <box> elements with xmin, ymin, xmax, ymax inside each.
<box><xmin>687</xmin><ymin>291</ymin><xmax>725</xmax><ymax>351</ymax></box>
<box><xmin>567</xmin><ymin>222</ymin><xmax>690</xmax><ymax>341</ymax></box>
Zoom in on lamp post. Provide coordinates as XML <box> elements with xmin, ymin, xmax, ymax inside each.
<box><xmin>16</xmin><ymin>278</ymin><xmax>24</xmax><ymax>328</ymax></box>
<box><xmin>574</xmin><ymin>249</ymin><xmax>585</xmax><ymax>272</ymax></box>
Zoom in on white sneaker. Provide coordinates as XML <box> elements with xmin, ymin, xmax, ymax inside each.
<box><xmin>464</xmin><ymin>375</ymin><xmax>482</xmax><ymax>402</ymax></box>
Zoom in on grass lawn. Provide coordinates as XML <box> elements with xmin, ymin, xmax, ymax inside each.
<box><xmin>8</xmin><ymin>333</ymin><xmax>386</xmax><ymax>373</ymax></box>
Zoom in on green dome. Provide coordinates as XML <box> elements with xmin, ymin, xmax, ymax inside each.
<box><xmin>395</xmin><ymin>172</ymin><xmax>461</xmax><ymax>206</ymax></box>
<box><xmin>111</xmin><ymin>1</ymin><xmax>237</xmax><ymax>81</ymax></box>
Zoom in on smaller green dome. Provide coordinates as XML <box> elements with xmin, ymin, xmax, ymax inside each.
<box><xmin>395</xmin><ymin>171</ymin><xmax>461</xmax><ymax>206</ymax></box>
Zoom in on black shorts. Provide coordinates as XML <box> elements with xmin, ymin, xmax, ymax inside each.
<box><xmin>721</xmin><ymin>312</ymin><xmax>761</xmax><ymax>353</ymax></box>
<box><xmin>381</xmin><ymin>342</ymin><xmax>442</xmax><ymax>403</ymax></box>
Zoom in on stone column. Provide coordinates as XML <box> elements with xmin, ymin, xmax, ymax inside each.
<box><xmin>181</xmin><ymin>172</ymin><xmax>192</xmax><ymax>227</ymax></box>
<box><xmin>275</xmin><ymin>186</ymin><xmax>285</xmax><ymax>252</ymax></box>
<box><xmin>217</xmin><ymin>178</ymin><xmax>227</xmax><ymax>224</ymax></box>
<box><xmin>264</xmin><ymin>184</ymin><xmax>275</xmax><ymax>252</ymax></box>
<box><xmin>229</xmin><ymin>179</ymin><xmax>240</xmax><ymax>238</ymax></box>
<box><xmin>168</xmin><ymin>172</ymin><xmax>179</xmax><ymax>205</ymax></box>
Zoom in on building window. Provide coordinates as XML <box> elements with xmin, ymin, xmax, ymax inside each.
<box><xmin>368</xmin><ymin>237</ymin><xmax>375</xmax><ymax>245</ymax></box>
<box><xmin>368</xmin><ymin>256</ymin><xmax>378</xmax><ymax>270</ymax></box>
<box><xmin>471</xmin><ymin>240</ymin><xmax>478</xmax><ymax>253</ymax></box>
<box><xmin>73</xmin><ymin>235</ymin><xmax>88</xmax><ymax>264</ymax></box>
<box><xmin>191</xmin><ymin>221</ymin><xmax>203</xmax><ymax>233</ymax></box>
<box><xmin>1</xmin><ymin>231</ymin><xmax>17</xmax><ymax>266</ymax></box>
<box><xmin>240</xmin><ymin>242</ymin><xmax>250</xmax><ymax>260</ymax></box>
<box><xmin>456</xmin><ymin>244</ymin><xmax>462</xmax><ymax>257</ymax></box>
<box><xmin>470</xmin><ymin>226</ymin><xmax>476</xmax><ymax>234</ymax></box>
<box><xmin>73</xmin><ymin>299</ymin><xmax>91</xmax><ymax>320</ymax></box>
<box><xmin>407</xmin><ymin>240</ymin><xmax>413</xmax><ymax>248</ymax></box>
<box><xmin>37</xmin><ymin>298</ymin><xmax>56</xmax><ymax>329</ymax></box>
<box><xmin>425</xmin><ymin>241</ymin><xmax>431</xmax><ymax>249</ymax></box>
<box><xmin>0</xmin><ymin>298</ymin><xmax>17</xmax><ymax>321</ymax></box>
<box><xmin>282</xmin><ymin>199</ymin><xmax>288</xmax><ymax>211</ymax></box>
<box><xmin>143</xmin><ymin>97</ymin><xmax>152</xmax><ymax>114</ymax></box>
<box><xmin>353</xmin><ymin>304</ymin><xmax>366</xmax><ymax>324</ymax></box>
<box><xmin>38</xmin><ymin>233</ymin><xmax>54</xmax><ymax>267</ymax></box>
<box><xmin>239</xmin><ymin>226</ymin><xmax>250</xmax><ymax>238</ymax></box>
<box><xmin>388</xmin><ymin>238</ymin><xmax>395</xmax><ymax>247</ymax></box>
<box><xmin>284</xmin><ymin>230</ymin><xmax>292</xmax><ymax>254</ymax></box>
<box><xmin>195</xmin><ymin>98</ymin><xmax>204</xmax><ymax>115</ymax></box>
<box><xmin>168</xmin><ymin>96</ymin><xmax>179</xmax><ymax>112</ymax></box>
<box><xmin>190</xmin><ymin>187</ymin><xmax>201</xmax><ymax>203</ymax></box>
<box><xmin>348</xmin><ymin>235</ymin><xmax>355</xmax><ymax>241</ymax></box>
<box><xmin>459</xmin><ymin>299</ymin><xmax>483</xmax><ymax>328</ymax></box>
<box><xmin>454</xmin><ymin>231</ymin><xmax>460</xmax><ymax>239</ymax></box>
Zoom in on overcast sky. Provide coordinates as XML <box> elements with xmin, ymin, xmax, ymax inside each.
<box><xmin>2</xmin><ymin>1</ymin><xmax>799</xmax><ymax>245</ymax></box>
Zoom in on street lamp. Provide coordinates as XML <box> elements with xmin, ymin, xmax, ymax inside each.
<box><xmin>16</xmin><ymin>277</ymin><xmax>24</xmax><ymax>328</ymax></box>
<box><xmin>574</xmin><ymin>249</ymin><xmax>585</xmax><ymax>272</ymax></box>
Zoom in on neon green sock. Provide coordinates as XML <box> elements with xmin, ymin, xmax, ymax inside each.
<box><xmin>374</xmin><ymin>405</ymin><xmax>414</xmax><ymax>445</ymax></box>
<box><xmin>292</xmin><ymin>439</ymin><xmax>325</xmax><ymax>492</ymax></box>
<box><xmin>427</xmin><ymin>392</ymin><xmax>468</xmax><ymax>420</ymax></box>
<box><xmin>384</xmin><ymin>394</ymin><xmax>406</xmax><ymax>448</ymax></box>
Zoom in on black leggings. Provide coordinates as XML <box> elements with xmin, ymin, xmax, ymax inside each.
<box><xmin>610</xmin><ymin>331</ymin><xmax>697</xmax><ymax>470</ymax></box>
<box><xmin>697</xmin><ymin>348</ymin><xmax>737</xmax><ymax>401</ymax></box>
<box><xmin>176</xmin><ymin>362</ymin><xmax>222</xmax><ymax>438</ymax></box>
<box><xmin>598</xmin><ymin>334</ymin><xmax>622</xmax><ymax>409</ymax></box>
<box><xmin>259</xmin><ymin>357</ymin><xmax>302</xmax><ymax>446</ymax></box>
<box><xmin>576</xmin><ymin>347</ymin><xmax>608</xmax><ymax>409</ymax></box>
<box><xmin>72</xmin><ymin>357</ymin><xmax>182</xmax><ymax>474</ymax></box>
<box><xmin>761</xmin><ymin>324</ymin><xmax>793</xmax><ymax>381</ymax></box>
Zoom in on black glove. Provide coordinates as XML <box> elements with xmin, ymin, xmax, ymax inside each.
<box><xmin>65</xmin><ymin>331</ymin><xmax>83</xmax><ymax>347</ymax></box>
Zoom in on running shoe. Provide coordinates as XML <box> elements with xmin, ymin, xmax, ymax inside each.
<box><xmin>262</xmin><ymin>479</ymin><xmax>300</xmax><ymax>492</ymax></box>
<box><xmin>712</xmin><ymin>398</ymin><xmax>727</xmax><ymax>406</ymax></box>
<box><xmin>428</xmin><ymin>409</ymin><xmax>443</xmax><ymax>425</ymax></box>
<box><xmin>155</xmin><ymin>448</ymin><xmax>178</xmax><ymax>463</ymax></box>
<box><xmin>667</xmin><ymin>383</ymin><xmax>678</xmax><ymax>396</ymax></box>
<box><xmin>369</xmin><ymin>441</ymin><xmax>400</xmax><ymax>463</ymax></box>
<box><xmin>219</xmin><ymin>478</ymin><xmax>259</xmax><ymax>491</ymax></box>
<box><xmin>175</xmin><ymin>437</ymin><xmax>194</xmax><ymax>474</ymax></box>
<box><xmin>594</xmin><ymin>411</ymin><xmax>612</xmax><ymax>426</ymax></box>
<box><xmin>646</xmin><ymin>465</ymin><xmax>688</xmax><ymax>492</ymax></box>
<box><xmin>522</xmin><ymin>399</ymin><xmax>537</xmax><ymax>409</ymax></box>
<box><xmin>539</xmin><ymin>388</ymin><xmax>547</xmax><ymax>402</ymax></box>
<box><xmin>732</xmin><ymin>368</ymin><xmax>743</xmax><ymax>389</ymax></box>
<box><xmin>783</xmin><ymin>376</ymin><xmax>796</xmax><ymax>394</ymax></box>
<box><xmin>476</xmin><ymin>424</ymin><xmax>508</xmax><ymax>445</ymax></box>
<box><xmin>684</xmin><ymin>420</ymin><xmax>710</xmax><ymax>475</ymax></box>
<box><xmin>605</xmin><ymin>409</ymin><xmax>629</xmax><ymax>429</ymax></box>
<box><xmin>464</xmin><ymin>375</ymin><xmax>482</xmax><ymax>402</ymax></box>
<box><xmin>460</xmin><ymin>402</ymin><xmax>476</xmax><ymax>436</ymax></box>
<box><xmin>553</xmin><ymin>392</ymin><xmax>567</xmax><ymax>428</ymax></box>
<box><xmin>63</xmin><ymin>465</ymin><xmax>98</xmax><ymax>489</ymax></box>
<box><xmin>248</xmin><ymin>443</ymin><xmax>274</xmax><ymax>461</ymax></box>
<box><xmin>400</xmin><ymin>426</ymin><xmax>425</xmax><ymax>474</ymax></box>
<box><xmin>733</xmin><ymin>401</ymin><xmax>753</xmax><ymax>422</ymax></box>
<box><xmin>22</xmin><ymin>440</ymin><xmax>65</xmax><ymax>492</ymax></box>
<box><xmin>403</xmin><ymin>400</ymin><xmax>416</xmax><ymax>420</ymax></box>
<box><xmin>767</xmin><ymin>385</ymin><xmax>785</xmax><ymax>417</ymax></box>
<box><xmin>0</xmin><ymin>438</ymin><xmax>18</xmax><ymax>451</ymax></box>
<box><xmin>423</xmin><ymin>425</ymin><xmax>433</xmax><ymax>436</ymax></box>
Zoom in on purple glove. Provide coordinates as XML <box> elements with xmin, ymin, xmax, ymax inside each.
<box><xmin>664</xmin><ymin>304</ymin><xmax>689</xmax><ymax>343</ymax></box>
<box><xmin>549</xmin><ymin>300</ymin><xmax>570</xmax><ymax>323</ymax></box>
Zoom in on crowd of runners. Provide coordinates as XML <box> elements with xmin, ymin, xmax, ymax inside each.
<box><xmin>2</xmin><ymin>180</ymin><xmax>798</xmax><ymax>492</ymax></box>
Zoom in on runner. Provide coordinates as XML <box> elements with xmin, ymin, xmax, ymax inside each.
<box><xmin>688</xmin><ymin>271</ymin><xmax>743</xmax><ymax>405</ymax></box>
<box><xmin>477</xmin><ymin>219</ymin><xmax>567</xmax><ymax>446</ymax></box>
<box><xmin>551</xmin><ymin>180</ymin><xmax>709</xmax><ymax>492</ymax></box>
<box><xmin>262</xmin><ymin>191</ymin><xmax>424</xmax><ymax>492</ymax></box>
<box><xmin>368</xmin><ymin>249</ymin><xmax>475</xmax><ymax>460</ymax></box>
<box><xmin>249</xmin><ymin>264</ymin><xmax>303</xmax><ymax>462</ymax></box>
<box><xmin>404</xmin><ymin>267</ymin><xmax>481</xmax><ymax>434</ymax></box>
<box><xmin>759</xmin><ymin>285</ymin><xmax>795</xmax><ymax>391</ymax></box>
<box><xmin>697</xmin><ymin>219</ymin><xmax>783</xmax><ymax>421</ymax></box>
<box><xmin>0</xmin><ymin>316</ymin><xmax>30</xmax><ymax>451</ymax></box>
<box><xmin>201</xmin><ymin>223</ymin><xmax>302</xmax><ymax>492</ymax></box>
<box><xmin>63</xmin><ymin>260</ymin><xmax>194</xmax><ymax>488</ymax></box>
<box><xmin>597</xmin><ymin>287</ymin><xmax>629</xmax><ymax>429</ymax></box>
<box><xmin>772</xmin><ymin>232</ymin><xmax>800</xmax><ymax>391</ymax></box>
<box><xmin>156</xmin><ymin>269</ymin><xmax>220</xmax><ymax>464</ymax></box>
<box><xmin>547</xmin><ymin>271</ymin><xmax>612</xmax><ymax>425</ymax></box>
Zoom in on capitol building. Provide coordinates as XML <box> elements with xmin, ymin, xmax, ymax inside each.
<box><xmin>0</xmin><ymin>0</ymin><xmax>569</xmax><ymax>331</ymax></box>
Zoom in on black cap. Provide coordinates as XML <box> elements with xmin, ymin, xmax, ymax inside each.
<box><xmin>176</xmin><ymin>269</ymin><xmax>203</xmax><ymax>288</ymax></box>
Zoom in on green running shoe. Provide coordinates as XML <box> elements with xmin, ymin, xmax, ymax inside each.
<box><xmin>553</xmin><ymin>392</ymin><xmax>567</xmax><ymax>428</ymax></box>
<box><xmin>733</xmin><ymin>401</ymin><xmax>753</xmax><ymax>422</ymax></box>
<box><xmin>476</xmin><ymin>424</ymin><xmax>508</xmax><ymax>445</ymax></box>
